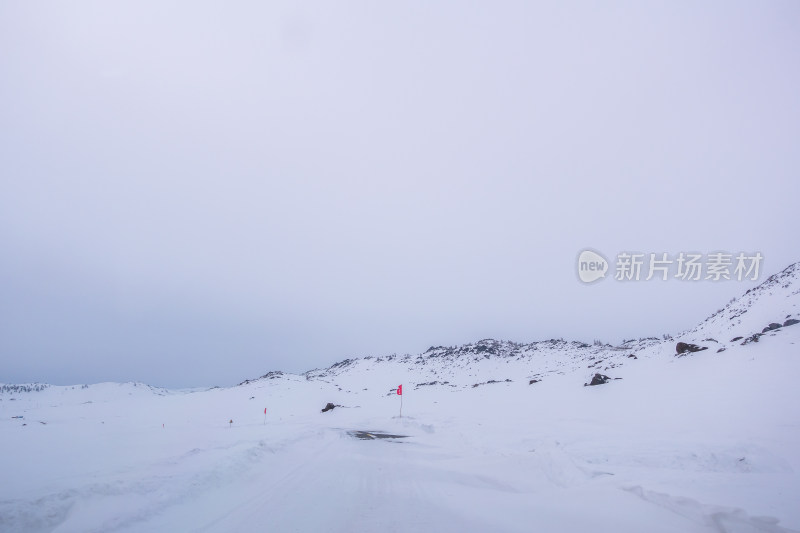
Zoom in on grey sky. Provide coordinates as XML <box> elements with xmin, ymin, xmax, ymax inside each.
<box><xmin>1</xmin><ymin>2</ymin><xmax>798</xmax><ymax>388</ymax></box>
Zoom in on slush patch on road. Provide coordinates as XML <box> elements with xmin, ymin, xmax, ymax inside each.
<box><xmin>347</xmin><ymin>430</ymin><xmax>409</xmax><ymax>441</ymax></box>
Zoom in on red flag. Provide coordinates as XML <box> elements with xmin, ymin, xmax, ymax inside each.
<box><xmin>397</xmin><ymin>384</ymin><xmax>402</xmax><ymax>395</ymax></box>
<box><xmin>264</xmin><ymin>408</ymin><xmax>267</xmax><ymax>414</ymax></box>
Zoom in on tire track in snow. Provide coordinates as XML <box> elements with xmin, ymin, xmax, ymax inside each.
<box><xmin>624</xmin><ymin>486</ymin><xmax>799</xmax><ymax>533</ymax></box>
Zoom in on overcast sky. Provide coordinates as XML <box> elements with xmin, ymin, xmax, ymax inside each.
<box><xmin>1</xmin><ymin>1</ymin><xmax>798</xmax><ymax>388</ymax></box>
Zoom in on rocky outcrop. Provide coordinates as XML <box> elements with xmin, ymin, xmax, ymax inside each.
<box><xmin>676</xmin><ymin>342</ymin><xmax>707</xmax><ymax>355</ymax></box>
<box><xmin>585</xmin><ymin>373</ymin><xmax>611</xmax><ymax>386</ymax></box>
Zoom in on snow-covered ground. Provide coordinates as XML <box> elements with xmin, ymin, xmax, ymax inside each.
<box><xmin>2</xmin><ymin>264</ymin><xmax>799</xmax><ymax>532</ymax></box>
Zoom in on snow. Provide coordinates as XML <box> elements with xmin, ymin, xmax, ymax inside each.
<box><xmin>2</xmin><ymin>265</ymin><xmax>800</xmax><ymax>532</ymax></box>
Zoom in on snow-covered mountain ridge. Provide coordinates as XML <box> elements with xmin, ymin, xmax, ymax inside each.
<box><xmin>684</xmin><ymin>261</ymin><xmax>800</xmax><ymax>341</ymax></box>
<box><xmin>252</xmin><ymin>260</ymin><xmax>800</xmax><ymax>392</ymax></box>
<box><xmin>4</xmin><ymin>261</ymin><xmax>798</xmax><ymax>396</ymax></box>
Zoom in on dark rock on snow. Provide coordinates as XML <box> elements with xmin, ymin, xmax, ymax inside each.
<box><xmin>784</xmin><ymin>318</ymin><xmax>799</xmax><ymax>327</ymax></box>
<box><xmin>676</xmin><ymin>342</ymin><xmax>707</xmax><ymax>355</ymax></box>
<box><xmin>321</xmin><ymin>402</ymin><xmax>336</xmax><ymax>413</ymax></box>
<box><xmin>585</xmin><ymin>373</ymin><xmax>611</xmax><ymax>386</ymax></box>
<box><xmin>741</xmin><ymin>334</ymin><xmax>762</xmax><ymax>345</ymax></box>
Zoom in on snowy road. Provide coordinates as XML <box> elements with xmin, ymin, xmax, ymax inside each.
<box><xmin>121</xmin><ymin>422</ymin><xmax>799</xmax><ymax>533</ymax></box>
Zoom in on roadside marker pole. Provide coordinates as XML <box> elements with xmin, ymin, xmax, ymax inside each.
<box><xmin>264</xmin><ymin>407</ymin><xmax>267</xmax><ymax>425</ymax></box>
<box><xmin>397</xmin><ymin>384</ymin><xmax>403</xmax><ymax>418</ymax></box>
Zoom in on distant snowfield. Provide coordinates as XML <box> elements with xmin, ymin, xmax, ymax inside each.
<box><xmin>2</xmin><ymin>266</ymin><xmax>800</xmax><ymax>532</ymax></box>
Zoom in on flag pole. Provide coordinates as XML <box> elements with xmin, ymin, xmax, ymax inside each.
<box><xmin>397</xmin><ymin>384</ymin><xmax>403</xmax><ymax>418</ymax></box>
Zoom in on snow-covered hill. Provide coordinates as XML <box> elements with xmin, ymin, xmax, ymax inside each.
<box><xmin>1</xmin><ymin>262</ymin><xmax>799</xmax><ymax>532</ymax></box>
<box><xmin>260</xmin><ymin>261</ymin><xmax>799</xmax><ymax>394</ymax></box>
<box><xmin>681</xmin><ymin>261</ymin><xmax>800</xmax><ymax>346</ymax></box>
